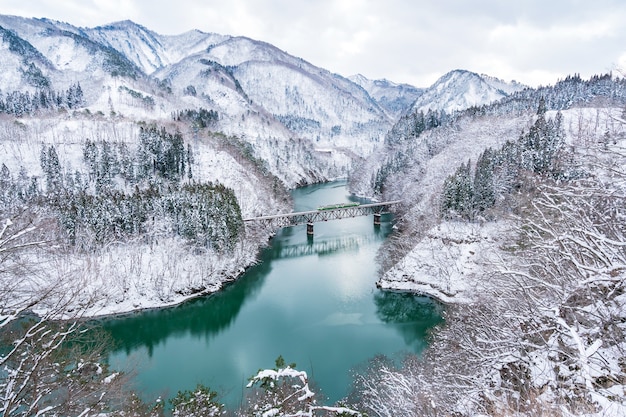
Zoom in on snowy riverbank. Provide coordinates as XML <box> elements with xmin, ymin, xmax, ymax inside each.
<box><xmin>5</xmin><ymin>230</ymin><xmax>264</xmax><ymax>320</ymax></box>
<box><xmin>378</xmin><ymin>220</ymin><xmax>513</xmax><ymax>304</ymax></box>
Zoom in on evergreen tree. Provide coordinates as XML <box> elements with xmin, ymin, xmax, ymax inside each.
<box><xmin>66</xmin><ymin>82</ymin><xmax>84</xmax><ymax>109</ymax></box>
<box><xmin>186</xmin><ymin>143</ymin><xmax>194</xmax><ymax>180</ymax></box>
<box><xmin>536</xmin><ymin>96</ymin><xmax>547</xmax><ymax>116</ymax></box>
<box><xmin>0</xmin><ymin>164</ymin><xmax>13</xmax><ymax>206</ymax></box>
<box><xmin>441</xmin><ymin>161</ymin><xmax>474</xmax><ymax>219</ymax></box>
<box><xmin>520</xmin><ymin>105</ymin><xmax>565</xmax><ymax>176</ymax></box>
<box><xmin>117</xmin><ymin>142</ymin><xmax>134</xmax><ymax>183</ymax></box>
<box><xmin>100</xmin><ymin>140</ymin><xmax>118</xmax><ymax>181</ymax></box>
<box><xmin>82</xmin><ymin>138</ymin><xmax>98</xmax><ymax>181</ymax></box>
<box><xmin>43</xmin><ymin>145</ymin><xmax>63</xmax><ymax>193</ymax></box>
<box><xmin>473</xmin><ymin>149</ymin><xmax>496</xmax><ymax>212</ymax></box>
<box><xmin>170</xmin><ymin>385</ymin><xmax>222</xmax><ymax>417</ymax></box>
<box><xmin>39</xmin><ymin>144</ymin><xmax>48</xmax><ymax>174</ymax></box>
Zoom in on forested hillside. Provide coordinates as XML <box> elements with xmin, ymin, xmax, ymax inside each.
<box><xmin>347</xmin><ymin>74</ymin><xmax>626</xmax><ymax>416</ymax></box>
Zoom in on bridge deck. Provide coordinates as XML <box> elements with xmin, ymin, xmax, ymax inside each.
<box><xmin>243</xmin><ymin>200</ymin><xmax>402</xmax><ymax>230</ymax></box>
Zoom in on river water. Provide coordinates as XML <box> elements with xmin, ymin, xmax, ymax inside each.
<box><xmin>102</xmin><ymin>180</ymin><xmax>442</xmax><ymax>409</ymax></box>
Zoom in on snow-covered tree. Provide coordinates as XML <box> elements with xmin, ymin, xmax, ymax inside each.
<box><xmin>441</xmin><ymin>161</ymin><xmax>473</xmax><ymax>219</ymax></box>
<box><xmin>170</xmin><ymin>384</ymin><xmax>223</xmax><ymax>417</ymax></box>
<box><xmin>0</xmin><ymin>213</ymin><xmax>129</xmax><ymax>417</ymax></box>
<box><xmin>472</xmin><ymin>148</ymin><xmax>495</xmax><ymax>213</ymax></box>
<box><xmin>40</xmin><ymin>145</ymin><xmax>63</xmax><ymax>193</ymax></box>
<box><xmin>240</xmin><ymin>356</ymin><xmax>360</xmax><ymax>417</ymax></box>
<box><xmin>351</xmin><ymin>134</ymin><xmax>626</xmax><ymax>416</ymax></box>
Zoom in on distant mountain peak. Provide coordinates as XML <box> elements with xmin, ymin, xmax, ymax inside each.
<box><xmin>410</xmin><ymin>69</ymin><xmax>527</xmax><ymax>114</ymax></box>
<box><xmin>96</xmin><ymin>20</ymin><xmax>149</xmax><ymax>31</ymax></box>
<box><xmin>349</xmin><ymin>74</ymin><xmax>424</xmax><ymax>119</ymax></box>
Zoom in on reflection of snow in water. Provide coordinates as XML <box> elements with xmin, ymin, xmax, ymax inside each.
<box><xmin>316</xmin><ymin>312</ymin><xmax>364</xmax><ymax>326</ymax></box>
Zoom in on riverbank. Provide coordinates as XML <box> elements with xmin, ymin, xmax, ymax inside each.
<box><xmin>17</xmin><ymin>234</ymin><xmax>265</xmax><ymax>320</ymax></box>
<box><xmin>377</xmin><ymin>220</ymin><xmax>513</xmax><ymax>304</ymax></box>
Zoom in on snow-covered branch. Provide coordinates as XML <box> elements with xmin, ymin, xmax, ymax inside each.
<box><xmin>244</xmin><ymin>362</ymin><xmax>361</xmax><ymax>417</ymax></box>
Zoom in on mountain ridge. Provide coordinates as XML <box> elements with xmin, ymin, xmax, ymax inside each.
<box><xmin>410</xmin><ymin>69</ymin><xmax>527</xmax><ymax>114</ymax></box>
<box><xmin>0</xmin><ymin>14</ymin><xmax>526</xmax><ymax>188</ymax></box>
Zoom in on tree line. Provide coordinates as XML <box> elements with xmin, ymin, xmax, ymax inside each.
<box><xmin>0</xmin><ymin>82</ymin><xmax>84</xmax><ymax>116</ymax></box>
<box><xmin>1</xmin><ymin>124</ymin><xmax>243</xmax><ymax>252</ymax></box>
<box><xmin>370</xmin><ymin>74</ymin><xmax>626</xmax><ymax>200</ymax></box>
<box><xmin>371</xmin><ymin>108</ymin><xmax>448</xmax><ymax>194</ymax></box>
<box><xmin>173</xmin><ymin>107</ymin><xmax>219</xmax><ymax>129</ymax></box>
<box><xmin>441</xmin><ymin>98</ymin><xmax>568</xmax><ymax>220</ymax></box>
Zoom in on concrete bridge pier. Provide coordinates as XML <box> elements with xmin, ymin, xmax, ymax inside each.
<box><xmin>307</xmin><ymin>222</ymin><xmax>314</xmax><ymax>235</ymax></box>
<box><xmin>373</xmin><ymin>213</ymin><xmax>381</xmax><ymax>226</ymax></box>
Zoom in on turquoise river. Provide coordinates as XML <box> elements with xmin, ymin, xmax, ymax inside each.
<box><xmin>101</xmin><ymin>180</ymin><xmax>443</xmax><ymax>409</ymax></box>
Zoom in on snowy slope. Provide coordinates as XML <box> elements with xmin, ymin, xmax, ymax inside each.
<box><xmin>371</xmin><ymin>106</ymin><xmax>626</xmax><ymax>415</ymax></box>
<box><xmin>0</xmin><ymin>114</ymin><xmax>292</xmax><ymax>316</ymax></box>
<box><xmin>0</xmin><ymin>15</ymin><xmax>398</xmax><ymax>181</ymax></box>
<box><xmin>0</xmin><ymin>14</ymin><xmax>531</xmax><ymax>190</ymax></box>
<box><xmin>411</xmin><ymin>69</ymin><xmax>527</xmax><ymax>114</ymax></box>
<box><xmin>481</xmin><ymin>73</ymin><xmax>527</xmax><ymax>95</ymax></box>
<box><xmin>0</xmin><ymin>28</ymin><xmax>45</xmax><ymax>91</ymax></box>
<box><xmin>85</xmin><ymin>20</ymin><xmax>230</xmax><ymax>74</ymax></box>
<box><xmin>0</xmin><ymin>15</ymin><xmax>140</xmax><ymax>79</ymax></box>
<box><xmin>203</xmin><ymin>36</ymin><xmax>392</xmax><ymax>153</ymax></box>
<box><xmin>0</xmin><ymin>18</ymin><xmax>58</xmax><ymax>92</ymax></box>
<box><xmin>84</xmin><ymin>20</ymin><xmax>396</xmax><ymax>157</ymax></box>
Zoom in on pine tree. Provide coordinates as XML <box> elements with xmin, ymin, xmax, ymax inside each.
<box><xmin>473</xmin><ymin>149</ymin><xmax>496</xmax><ymax>213</ymax></box>
<box><xmin>117</xmin><ymin>142</ymin><xmax>134</xmax><ymax>183</ymax></box>
<box><xmin>39</xmin><ymin>144</ymin><xmax>48</xmax><ymax>174</ymax></box>
<box><xmin>441</xmin><ymin>161</ymin><xmax>474</xmax><ymax>219</ymax></box>
<box><xmin>186</xmin><ymin>143</ymin><xmax>194</xmax><ymax>180</ymax></box>
<box><xmin>520</xmin><ymin>104</ymin><xmax>565</xmax><ymax>176</ymax></box>
<box><xmin>0</xmin><ymin>164</ymin><xmax>12</xmax><ymax>205</ymax></box>
<box><xmin>44</xmin><ymin>145</ymin><xmax>63</xmax><ymax>193</ymax></box>
<box><xmin>83</xmin><ymin>138</ymin><xmax>98</xmax><ymax>182</ymax></box>
<box><xmin>536</xmin><ymin>96</ymin><xmax>547</xmax><ymax>116</ymax></box>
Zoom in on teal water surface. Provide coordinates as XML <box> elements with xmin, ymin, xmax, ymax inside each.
<box><xmin>102</xmin><ymin>180</ymin><xmax>442</xmax><ymax>409</ymax></box>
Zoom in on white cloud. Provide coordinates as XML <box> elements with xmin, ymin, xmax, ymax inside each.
<box><xmin>2</xmin><ymin>0</ymin><xmax>626</xmax><ymax>87</ymax></box>
<box><xmin>617</xmin><ymin>53</ymin><xmax>626</xmax><ymax>74</ymax></box>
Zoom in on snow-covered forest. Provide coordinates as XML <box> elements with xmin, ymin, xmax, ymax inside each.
<box><xmin>346</xmin><ymin>75</ymin><xmax>626</xmax><ymax>416</ymax></box>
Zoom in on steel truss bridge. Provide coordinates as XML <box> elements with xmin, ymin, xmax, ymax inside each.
<box><xmin>243</xmin><ymin>200</ymin><xmax>402</xmax><ymax>235</ymax></box>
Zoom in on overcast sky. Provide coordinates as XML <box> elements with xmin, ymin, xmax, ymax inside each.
<box><xmin>2</xmin><ymin>0</ymin><xmax>626</xmax><ymax>88</ymax></box>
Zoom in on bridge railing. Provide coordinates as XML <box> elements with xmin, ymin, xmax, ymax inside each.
<box><xmin>243</xmin><ymin>200</ymin><xmax>402</xmax><ymax>231</ymax></box>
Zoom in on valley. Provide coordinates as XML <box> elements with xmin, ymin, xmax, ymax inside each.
<box><xmin>0</xmin><ymin>14</ymin><xmax>625</xmax><ymax>417</ymax></box>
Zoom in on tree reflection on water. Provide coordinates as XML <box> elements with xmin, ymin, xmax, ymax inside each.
<box><xmin>374</xmin><ymin>290</ymin><xmax>444</xmax><ymax>349</ymax></box>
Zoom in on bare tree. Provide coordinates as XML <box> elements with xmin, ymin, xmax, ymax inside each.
<box><xmin>0</xmin><ymin>211</ymin><xmax>132</xmax><ymax>417</ymax></box>
<box><xmin>350</xmin><ymin>138</ymin><xmax>626</xmax><ymax>416</ymax></box>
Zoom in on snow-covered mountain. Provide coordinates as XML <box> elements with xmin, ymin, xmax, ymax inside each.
<box><xmin>83</xmin><ymin>20</ymin><xmax>230</xmax><ymax>75</ymax></box>
<box><xmin>157</xmin><ymin>35</ymin><xmax>393</xmax><ymax>153</ymax></box>
<box><xmin>349</xmin><ymin>74</ymin><xmax>424</xmax><ymax>119</ymax></box>
<box><xmin>410</xmin><ymin>69</ymin><xmax>527</xmax><ymax>114</ymax></box>
<box><xmin>0</xmin><ymin>16</ymin><xmax>401</xmax><ymax>180</ymax></box>
<box><xmin>0</xmin><ymin>15</ymin><xmax>529</xmax><ymax>189</ymax></box>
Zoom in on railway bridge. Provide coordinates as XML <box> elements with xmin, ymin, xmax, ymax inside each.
<box><xmin>243</xmin><ymin>200</ymin><xmax>402</xmax><ymax>235</ymax></box>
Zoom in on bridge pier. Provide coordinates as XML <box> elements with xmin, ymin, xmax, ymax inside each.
<box><xmin>243</xmin><ymin>200</ymin><xmax>401</xmax><ymax>234</ymax></box>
